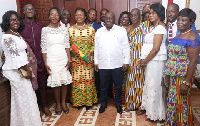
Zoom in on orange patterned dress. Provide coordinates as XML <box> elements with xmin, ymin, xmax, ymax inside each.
<box><xmin>68</xmin><ymin>26</ymin><xmax>98</xmax><ymax>107</ymax></box>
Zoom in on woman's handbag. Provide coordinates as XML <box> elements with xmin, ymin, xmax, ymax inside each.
<box><xmin>19</xmin><ymin>67</ymin><xmax>35</xmax><ymax>78</ymax></box>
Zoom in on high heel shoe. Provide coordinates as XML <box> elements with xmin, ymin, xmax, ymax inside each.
<box><xmin>62</xmin><ymin>106</ymin><xmax>69</xmax><ymax>114</ymax></box>
<box><xmin>86</xmin><ymin>106</ymin><xmax>91</xmax><ymax>110</ymax></box>
<box><xmin>77</xmin><ymin>106</ymin><xmax>82</xmax><ymax>110</ymax></box>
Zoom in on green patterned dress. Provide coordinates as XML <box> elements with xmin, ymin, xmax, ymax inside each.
<box><xmin>68</xmin><ymin>26</ymin><xmax>98</xmax><ymax>107</ymax></box>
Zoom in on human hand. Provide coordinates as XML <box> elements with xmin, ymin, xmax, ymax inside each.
<box><xmin>65</xmin><ymin>61</ymin><xmax>71</xmax><ymax>70</ymax></box>
<box><xmin>24</xmin><ymin>67</ymin><xmax>32</xmax><ymax>79</ymax></box>
<box><xmin>122</xmin><ymin>64</ymin><xmax>129</xmax><ymax>71</ymax></box>
<box><xmin>138</xmin><ymin>59</ymin><xmax>146</xmax><ymax>69</ymax></box>
<box><xmin>180</xmin><ymin>83</ymin><xmax>189</xmax><ymax>96</ymax></box>
<box><xmin>45</xmin><ymin>64</ymin><xmax>51</xmax><ymax>75</ymax></box>
<box><xmin>1</xmin><ymin>51</ymin><xmax>5</xmax><ymax>63</ymax></box>
<box><xmin>95</xmin><ymin>65</ymin><xmax>99</xmax><ymax>72</ymax></box>
<box><xmin>71</xmin><ymin>50</ymin><xmax>78</xmax><ymax>56</ymax></box>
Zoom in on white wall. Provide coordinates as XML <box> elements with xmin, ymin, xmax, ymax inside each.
<box><xmin>162</xmin><ymin>0</ymin><xmax>185</xmax><ymax>12</ymax></box>
<box><xmin>0</xmin><ymin>1</ymin><xmax>17</xmax><ymax>67</ymax></box>
<box><xmin>190</xmin><ymin>0</ymin><xmax>200</xmax><ymax>30</ymax></box>
<box><xmin>162</xmin><ymin>0</ymin><xmax>200</xmax><ymax>30</ymax></box>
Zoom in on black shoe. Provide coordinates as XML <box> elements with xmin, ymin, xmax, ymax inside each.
<box><xmin>99</xmin><ymin>105</ymin><xmax>107</xmax><ymax>113</ymax></box>
<box><xmin>117</xmin><ymin>105</ymin><xmax>122</xmax><ymax>114</ymax></box>
<box><xmin>86</xmin><ymin>106</ymin><xmax>91</xmax><ymax>110</ymax></box>
<box><xmin>77</xmin><ymin>106</ymin><xmax>82</xmax><ymax>110</ymax></box>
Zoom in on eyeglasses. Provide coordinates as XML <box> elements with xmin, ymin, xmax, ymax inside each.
<box><xmin>10</xmin><ymin>18</ymin><xmax>19</xmax><ymax>23</ymax></box>
<box><xmin>105</xmin><ymin>17</ymin><xmax>113</xmax><ymax>21</ymax></box>
<box><xmin>24</xmin><ymin>8</ymin><xmax>35</xmax><ymax>12</ymax></box>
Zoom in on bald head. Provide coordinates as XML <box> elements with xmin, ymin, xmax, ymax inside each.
<box><xmin>104</xmin><ymin>12</ymin><xmax>115</xmax><ymax>30</ymax></box>
<box><xmin>131</xmin><ymin>8</ymin><xmax>140</xmax><ymax>16</ymax></box>
<box><xmin>130</xmin><ymin>8</ymin><xmax>141</xmax><ymax>24</ymax></box>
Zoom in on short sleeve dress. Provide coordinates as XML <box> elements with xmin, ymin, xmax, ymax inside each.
<box><xmin>41</xmin><ymin>26</ymin><xmax>72</xmax><ymax>87</ymax></box>
<box><xmin>140</xmin><ymin>25</ymin><xmax>167</xmax><ymax>121</ymax></box>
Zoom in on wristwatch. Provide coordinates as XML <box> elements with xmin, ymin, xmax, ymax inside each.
<box><xmin>182</xmin><ymin>80</ymin><xmax>190</xmax><ymax>86</ymax></box>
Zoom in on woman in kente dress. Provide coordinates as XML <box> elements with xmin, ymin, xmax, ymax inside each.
<box><xmin>124</xmin><ymin>8</ymin><xmax>150</xmax><ymax>112</ymax></box>
<box><xmin>164</xmin><ymin>8</ymin><xmax>200</xmax><ymax>126</ymax></box>
<box><xmin>68</xmin><ymin>7</ymin><xmax>97</xmax><ymax>110</ymax></box>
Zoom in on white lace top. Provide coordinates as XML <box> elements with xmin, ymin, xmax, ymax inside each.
<box><xmin>141</xmin><ymin>25</ymin><xmax>167</xmax><ymax>60</ymax></box>
<box><xmin>1</xmin><ymin>34</ymin><xmax>28</xmax><ymax>70</ymax></box>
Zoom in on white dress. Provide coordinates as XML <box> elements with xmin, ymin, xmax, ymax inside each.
<box><xmin>1</xmin><ymin>34</ymin><xmax>42</xmax><ymax>126</ymax></box>
<box><xmin>41</xmin><ymin>26</ymin><xmax>72</xmax><ymax>87</ymax></box>
<box><xmin>140</xmin><ymin>25</ymin><xmax>167</xmax><ymax>121</ymax></box>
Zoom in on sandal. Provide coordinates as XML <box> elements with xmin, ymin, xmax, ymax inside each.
<box><xmin>55</xmin><ymin>109</ymin><xmax>62</xmax><ymax>115</ymax></box>
<box><xmin>62</xmin><ymin>107</ymin><xmax>69</xmax><ymax>114</ymax></box>
<box><xmin>136</xmin><ymin>109</ymin><xmax>146</xmax><ymax>115</ymax></box>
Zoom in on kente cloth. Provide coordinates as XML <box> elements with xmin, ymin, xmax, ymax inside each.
<box><xmin>125</xmin><ymin>21</ymin><xmax>150</xmax><ymax>110</ymax></box>
<box><xmin>166</xmin><ymin>76</ymin><xmax>194</xmax><ymax>126</ymax></box>
<box><xmin>68</xmin><ymin>25</ymin><xmax>98</xmax><ymax>107</ymax></box>
<box><xmin>164</xmin><ymin>37</ymin><xmax>200</xmax><ymax>125</ymax></box>
<box><xmin>26</xmin><ymin>42</ymin><xmax>38</xmax><ymax>90</ymax></box>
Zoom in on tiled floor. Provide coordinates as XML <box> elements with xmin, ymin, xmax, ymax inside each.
<box><xmin>41</xmin><ymin>88</ymin><xmax>200</xmax><ymax>126</ymax></box>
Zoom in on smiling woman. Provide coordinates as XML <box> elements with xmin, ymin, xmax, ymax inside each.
<box><xmin>68</xmin><ymin>7</ymin><xmax>98</xmax><ymax>110</ymax></box>
<box><xmin>0</xmin><ymin>10</ymin><xmax>41</xmax><ymax>126</ymax></box>
<box><xmin>41</xmin><ymin>7</ymin><xmax>72</xmax><ymax>115</ymax></box>
<box><xmin>164</xmin><ymin>8</ymin><xmax>200</xmax><ymax>126</ymax></box>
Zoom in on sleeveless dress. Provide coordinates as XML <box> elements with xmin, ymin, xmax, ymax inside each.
<box><xmin>140</xmin><ymin>25</ymin><xmax>167</xmax><ymax>121</ymax></box>
<box><xmin>164</xmin><ymin>37</ymin><xmax>200</xmax><ymax>126</ymax></box>
<box><xmin>41</xmin><ymin>26</ymin><xmax>72</xmax><ymax>87</ymax></box>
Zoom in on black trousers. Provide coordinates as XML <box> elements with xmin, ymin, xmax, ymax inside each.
<box><xmin>99</xmin><ymin>67</ymin><xmax>124</xmax><ymax>106</ymax></box>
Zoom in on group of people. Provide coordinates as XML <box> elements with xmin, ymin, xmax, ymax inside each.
<box><xmin>0</xmin><ymin>1</ymin><xmax>199</xmax><ymax>126</ymax></box>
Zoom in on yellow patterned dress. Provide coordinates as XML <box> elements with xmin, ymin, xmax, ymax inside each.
<box><xmin>68</xmin><ymin>25</ymin><xmax>98</xmax><ymax>107</ymax></box>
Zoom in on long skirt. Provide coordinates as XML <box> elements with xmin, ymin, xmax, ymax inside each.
<box><xmin>140</xmin><ymin>60</ymin><xmax>165</xmax><ymax>121</ymax></box>
<box><xmin>166</xmin><ymin>76</ymin><xmax>194</xmax><ymax>126</ymax></box>
<box><xmin>3</xmin><ymin>70</ymin><xmax>42</xmax><ymax>126</ymax></box>
<box><xmin>71</xmin><ymin>57</ymin><xmax>98</xmax><ymax>107</ymax></box>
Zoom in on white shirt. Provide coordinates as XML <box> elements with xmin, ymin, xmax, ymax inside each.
<box><xmin>94</xmin><ymin>24</ymin><xmax>130</xmax><ymax>69</ymax></box>
<box><xmin>168</xmin><ymin>20</ymin><xmax>177</xmax><ymax>38</ymax></box>
<box><xmin>60</xmin><ymin>21</ymin><xmax>71</xmax><ymax>29</ymax></box>
<box><xmin>101</xmin><ymin>21</ymin><xmax>105</xmax><ymax>27</ymax></box>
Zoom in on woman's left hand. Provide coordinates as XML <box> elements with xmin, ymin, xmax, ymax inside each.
<box><xmin>65</xmin><ymin>61</ymin><xmax>71</xmax><ymax>70</ymax></box>
<box><xmin>180</xmin><ymin>84</ymin><xmax>189</xmax><ymax>96</ymax></box>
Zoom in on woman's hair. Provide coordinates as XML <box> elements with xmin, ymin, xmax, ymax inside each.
<box><xmin>150</xmin><ymin>3</ymin><xmax>165</xmax><ymax>22</ymax></box>
<box><xmin>142</xmin><ymin>11</ymin><xmax>149</xmax><ymax>22</ymax></box>
<box><xmin>75</xmin><ymin>7</ymin><xmax>87</xmax><ymax>17</ymax></box>
<box><xmin>118</xmin><ymin>11</ymin><xmax>132</xmax><ymax>25</ymax></box>
<box><xmin>178</xmin><ymin>8</ymin><xmax>196</xmax><ymax>23</ymax></box>
<box><xmin>1</xmin><ymin>10</ymin><xmax>24</xmax><ymax>32</ymax></box>
<box><xmin>48</xmin><ymin>7</ymin><xmax>62</xmax><ymax>21</ymax></box>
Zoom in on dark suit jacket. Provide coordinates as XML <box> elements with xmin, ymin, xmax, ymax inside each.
<box><xmin>93</xmin><ymin>22</ymin><xmax>102</xmax><ymax>32</ymax></box>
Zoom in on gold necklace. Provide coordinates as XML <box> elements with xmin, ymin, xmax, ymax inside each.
<box><xmin>76</xmin><ymin>23</ymin><xmax>85</xmax><ymax>27</ymax></box>
<box><xmin>9</xmin><ymin>29</ymin><xmax>22</xmax><ymax>39</ymax></box>
<box><xmin>180</xmin><ymin>29</ymin><xmax>192</xmax><ymax>34</ymax></box>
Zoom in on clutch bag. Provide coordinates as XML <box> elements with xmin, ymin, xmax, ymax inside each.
<box><xmin>19</xmin><ymin>67</ymin><xmax>35</xmax><ymax>78</ymax></box>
